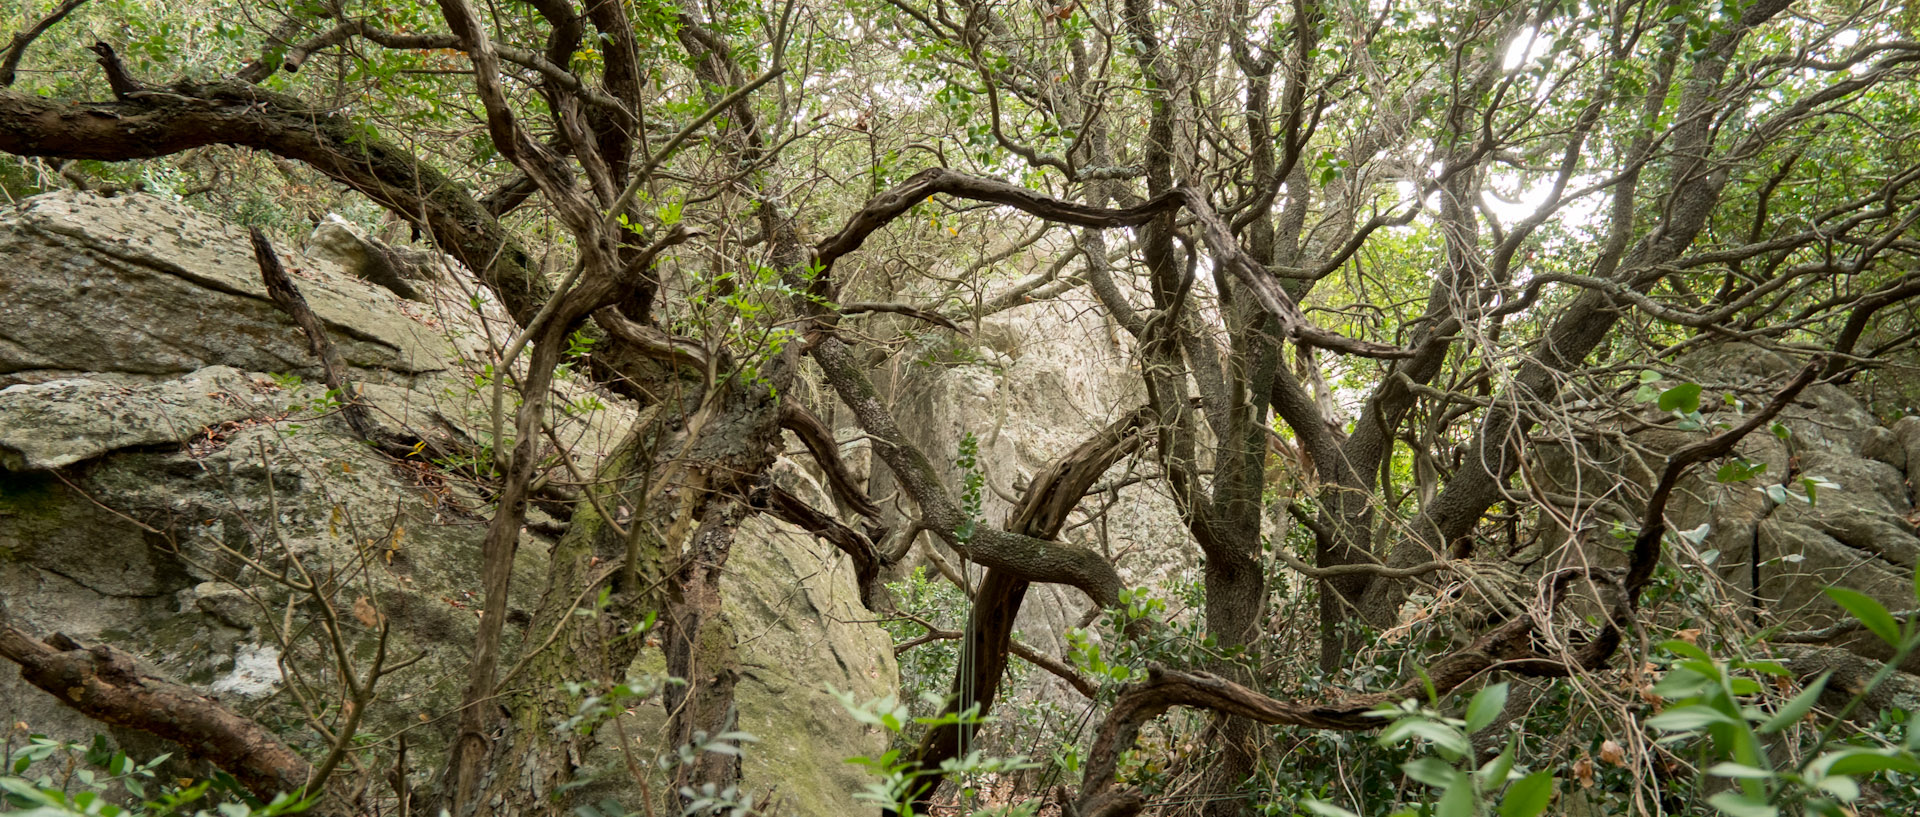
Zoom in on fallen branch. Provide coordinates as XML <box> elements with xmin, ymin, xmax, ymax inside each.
<box><xmin>251</xmin><ymin>228</ymin><xmax>421</xmax><ymax>460</ymax></box>
<box><xmin>0</xmin><ymin>604</ymin><xmax>313</xmax><ymax>801</ymax></box>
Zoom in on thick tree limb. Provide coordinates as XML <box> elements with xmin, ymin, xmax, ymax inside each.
<box><xmin>778</xmin><ymin>402</ymin><xmax>882</xmax><ymax>519</ymax></box>
<box><xmin>904</xmin><ymin>406</ymin><xmax>1154</xmax><ymax>809</ymax></box>
<box><xmin>764</xmin><ymin>485</ymin><xmax>890</xmax><ymax>611</ymax></box>
<box><xmin>0</xmin><ymin>83</ymin><xmax>554</xmax><ymax>330</ymax></box>
<box><xmin>0</xmin><ymin>606</ymin><xmax>313</xmax><ymax>801</ymax></box>
<box><xmin>812</xmin><ymin>168</ymin><xmax>1406</xmax><ymax>357</ymax></box>
<box><xmin>812</xmin><ymin>167</ymin><xmax>1184</xmax><ymax>279</ymax></box>
<box><xmin>810</xmin><ymin>335</ymin><xmax>1125</xmax><ymax>605</ymax></box>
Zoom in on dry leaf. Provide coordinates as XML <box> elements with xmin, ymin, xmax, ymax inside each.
<box><xmin>1573</xmin><ymin>756</ymin><xmax>1595</xmax><ymax>788</ymax></box>
<box><xmin>352</xmin><ymin>596</ymin><xmax>385</xmax><ymax>627</ymax></box>
<box><xmin>1599</xmin><ymin>739</ymin><xmax>1626</xmax><ymax>767</ymax></box>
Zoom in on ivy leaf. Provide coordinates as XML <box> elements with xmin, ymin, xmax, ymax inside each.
<box><xmin>1659</xmin><ymin>382</ymin><xmax>1703</xmax><ymax>413</ymax></box>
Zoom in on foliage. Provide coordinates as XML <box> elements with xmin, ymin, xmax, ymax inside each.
<box><xmin>0</xmin><ymin>736</ymin><xmax>313</xmax><ymax>817</ymax></box>
<box><xmin>834</xmin><ymin>691</ymin><xmax>1040</xmax><ymax>817</ymax></box>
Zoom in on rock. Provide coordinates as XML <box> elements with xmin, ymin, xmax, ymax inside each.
<box><xmin>1895</xmin><ymin>415</ymin><xmax>1920</xmax><ymax>497</ymax></box>
<box><xmin>858</xmin><ymin>294</ymin><xmax>1189</xmax><ymax>709</ymax></box>
<box><xmin>605</xmin><ymin>517</ymin><xmax>896</xmax><ymax>816</ymax></box>
<box><xmin>1537</xmin><ymin>343</ymin><xmax>1920</xmax><ymax>668</ymax></box>
<box><xmin>1862</xmin><ymin>425</ymin><xmax>1907</xmax><ymax>470</ymax></box>
<box><xmin>722</xmin><ymin>518</ymin><xmax>896</xmax><ymax>815</ymax></box>
<box><xmin>0</xmin><ymin>366</ymin><xmax>275</xmax><ymax>470</ymax></box>
<box><xmin>0</xmin><ymin>192</ymin><xmax>448</xmax><ymax>386</ymax></box>
<box><xmin>0</xmin><ymin>190</ymin><xmax>899</xmax><ymax>802</ymax></box>
<box><xmin>306</xmin><ymin>214</ymin><xmax>438</xmax><ymax>301</ymax></box>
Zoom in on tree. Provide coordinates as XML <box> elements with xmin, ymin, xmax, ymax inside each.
<box><xmin>3</xmin><ymin>0</ymin><xmax>1920</xmax><ymax>814</ymax></box>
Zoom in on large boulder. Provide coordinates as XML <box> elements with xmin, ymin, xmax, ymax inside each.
<box><xmin>0</xmin><ymin>193</ymin><xmax>447</xmax><ymax>386</ymax></box>
<box><xmin>0</xmin><ymin>191</ymin><xmax>898</xmax><ymax>803</ymax></box>
<box><xmin>1536</xmin><ymin>343</ymin><xmax>1920</xmax><ymax>666</ymax></box>
<box><xmin>848</xmin><ymin>293</ymin><xmax>1191</xmax><ymax>713</ymax></box>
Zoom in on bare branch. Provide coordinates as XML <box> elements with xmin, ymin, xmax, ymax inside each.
<box><xmin>0</xmin><ymin>0</ymin><xmax>90</xmax><ymax>88</ymax></box>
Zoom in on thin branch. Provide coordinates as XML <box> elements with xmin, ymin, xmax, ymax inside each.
<box><xmin>0</xmin><ymin>0</ymin><xmax>90</xmax><ymax>88</ymax></box>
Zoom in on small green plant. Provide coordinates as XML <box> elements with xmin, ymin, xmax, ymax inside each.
<box><xmin>954</xmin><ymin>432</ymin><xmax>985</xmax><ymax>544</ymax></box>
<box><xmin>833</xmin><ymin>690</ymin><xmax>1039</xmax><ymax>817</ymax></box>
<box><xmin>1302</xmin><ymin>683</ymin><xmax>1555</xmax><ymax>817</ymax></box>
<box><xmin>1</xmin><ymin>735</ymin><xmax>314</xmax><ymax>817</ymax></box>
<box><xmin>1643</xmin><ymin>577</ymin><xmax>1920</xmax><ymax>817</ymax></box>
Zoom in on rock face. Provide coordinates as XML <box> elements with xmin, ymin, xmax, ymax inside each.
<box><xmin>0</xmin><ymin>193</ymin><xmax>446</xmax><ymax>386</ymax></box>
<box><xmin>853</xmin><ymin>294</ymin><xmax>1191</xmax><ymax>707</ymax></box>
<box><xmin>1539</xmin><ymin>343</ymin><xmax>1920</xmax><ymax>666</ymax></box>
<box><xmin>0</xmin><ymin>191</ymin><xmax>897</xmax><ymax>812</ymax></box>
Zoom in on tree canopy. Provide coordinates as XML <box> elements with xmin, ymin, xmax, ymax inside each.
<box><xmin>4</xmin><ymin>0</ymin><xmax>1920</xmax><ymax>814</ymax></box>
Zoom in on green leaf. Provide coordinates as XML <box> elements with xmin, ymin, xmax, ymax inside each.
<box><xmin>1707</xmin><ymin>791</ymin><xmax>1779</xmax><ymax>817</ymax></box>
<box><xmin>1823</xmin><ymin>587</ymin><xmax>1901</xmax><ymax>646</ymax></box>
<box><xmin>1645</xmin><ymin>705</ymin><xmax>1736</xmax><ymax>731</ymax></box>
<box><xmin>1653</xmin><ymin>666</ymin><xmax>1714</xmax><ymax>699</ymax></box>
<box><xmin>1822</xmin><ymin>749</ymin><xmax>1920</xmax><ymax>776</ymax></box>
<box><xmin>1435</xmin><ymin>772</ymin><xmax>1476</xmax><ymax>817</ymax></box>
<box><xmin>1706</xmin><ymin>762</ymin><xmax>1773</xmax><ymax>779</ymax></box>
<box><xmin>1815</xmin><ymin>774</ymin><xmax>1860</xmax><ymax>802</ymax></box>
<box><xmin>1499</xmin><ymin>769</ymin><xmax>1555</xmax><ymax>817</ymax></box>
<box><xmin>1640</xmin><ymin>370</ymin><xmax>1664</xmax><ymax>383</ymax></box>
<box><xmin>1759</xmin><ymin>673</ymin><xmax>1829</xmax><ymax>733</ymax></box>
<box><xmin>1301</xmin><ymin>801</ymin><xmax>1361</xmax><ymax>817</ymax></box>
<box><xmin>1659</xmin><ymin>639</ymin><xmax>1711</xmax><ymax>662</ymax></box>
<box><xmin>1465</xmin><ymin>682</ymin><xmax>1509</xmax><ymax>734</ymax></box>
<box><xmin>1379</xmin><ymin>718</ymin><xmax>1473</xmax><ymax>758</ymax></box>
<box><xmin>1402</xmin><ymin>757</ymin><xmax>1458</xmax><ymax>788</ymax></box>
<box><xmin>1659</xmin><ymin>382</ymin><xmax>1703</xmax><ymax>413</ymax></box>
<box><xmin>1715</xmin><ymin>460</ymin><xmax>1767</xmax><ymax>483</ymax></box>
<box><xmin>1478</xmin><ymin>740</ymin><xmax>1517</xmax><ymax>786</ymax></box>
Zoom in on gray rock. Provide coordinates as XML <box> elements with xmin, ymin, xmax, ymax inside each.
<box><xmin>0</xmin><ymin>192</ymin><xmax>449</xmax><ymax>386</ymax></box>
<box><xmin>306</xmin><ymin>214</ymin><xmax>435</xmax><ymax>301</ymax></box>
<box><xmin>605</xmin><ymin>517</ymin><xmax>896</xmax><ymax>817</ymax></box>
<box><xmin>0</xmin><ymin>191</ymin><xmax>899</xmax><ymax>801</ymax></box>
<box><xmin>860</xmin><ymin>295</ymin><xmax>1189</xmax><ymax>711</ymax></box>
<box><xmin>0</xmin><ymin>366</ymin><xmax>274</xmax><ymax>470</ymax></box>
<box><xmin>1538</xmin><ymin>343</ymin><xmax>1920</xmax><ymax>668</ymax></box>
